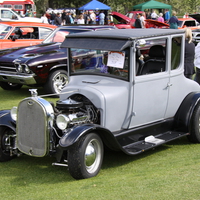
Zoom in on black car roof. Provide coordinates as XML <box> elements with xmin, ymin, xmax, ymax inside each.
<box><xmin>61</xmin><ymin>28</ymin><xmax>184</xmax><ymax>51</ymax></box>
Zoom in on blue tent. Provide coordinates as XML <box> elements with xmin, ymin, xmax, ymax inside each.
<box><xmin>78</xmin><ymin>0</ymin><xmax>111</xmax><ymax>10</ymax></box>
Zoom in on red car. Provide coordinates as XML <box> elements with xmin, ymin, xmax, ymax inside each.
<box><xmin>0</xmin><ymin>21</ymin><xmax>56</xmax><ymax>49</ymax></box>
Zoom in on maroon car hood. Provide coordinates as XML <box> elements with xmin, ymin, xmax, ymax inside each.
<box><xmin>109</xmin><ymin>11</ymin><xmax>131</xmax><ymax>23</ymax></box>
<box><xmin>145</xmin><ymin>19</ymin><xmax>170</xmax><ymax>27</ymax></box>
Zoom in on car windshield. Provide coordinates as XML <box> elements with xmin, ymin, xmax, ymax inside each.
<box><xmin>43</xmin><ymin>28</ymin><xmax>92</xmax><ymax>44</ymax></box>
<box><xmin>178</xmin><ymin>21</ymin><xmax>183</xmax><ymax>27</ymax></box>
<box><xmin>0</xmin><ymin>24</ymin><xmax>12</xmax><ymax>39</ymax></box>
<box><xmin>70</xmin><ymin>48</ymin><xmax>129</xmax><ymax>81</ymax></box>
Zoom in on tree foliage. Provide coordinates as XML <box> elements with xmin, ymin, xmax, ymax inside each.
<box><xmin>35</xmin><ymin>0</ymin><xmax>200</xmax><ymax>15</ymax></box>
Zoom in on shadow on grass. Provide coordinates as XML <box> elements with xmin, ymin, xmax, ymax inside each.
<box><xmin>102</xmin><ymin>136</ymin><xmax>192</xmax><ymax>170</ymax></box>
<box><xmin>102</xmin><ymin>144</ymin><xmax>169</xmax><ymax>170</ymax></box>
<box><xmin>0</xmin><ymin>136</ymin><xmax>192</xmax><ymax>184</ymax></box>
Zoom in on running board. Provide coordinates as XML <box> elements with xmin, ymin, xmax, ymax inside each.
<box><xmin>122</xmin><ymin>131</ymin><xmax>188</xmax><ymax>155</ymax></box>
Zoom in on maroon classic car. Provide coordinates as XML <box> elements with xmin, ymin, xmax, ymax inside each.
<box><xmin>0</xmin><ymin>25</ymin><xmax>116</xmax><ymax>95</ymax></box>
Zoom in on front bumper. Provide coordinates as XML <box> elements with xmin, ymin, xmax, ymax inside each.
<box><xmin>0</xmin><ymin>71</ymin><xmax>36</xmax><ymax>85</ymax></box>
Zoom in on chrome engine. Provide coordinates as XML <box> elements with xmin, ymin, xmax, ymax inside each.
<box><xmin>55</xmin><ymin>95</ymin><xmax>99</xmax><ymax>130</ymax></box>
<box><xmin>15</xmin><ymin>91</ymin><xmax>99</xmax><ymax>157</ymax></box>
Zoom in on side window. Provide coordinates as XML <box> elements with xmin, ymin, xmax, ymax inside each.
<box><xmin>39</xmin><ymin>28</ymin><xmax>53</xmax><ymax>39</ymax></box>
<box><xmin>1</xmin><ymin>10</ymin><xmax>17</xmax><ymax>19</ymax></box>
<box><xmin>136</xmin><ymin>38</ymin><xmax>167</xmax><ymax>76</ymax></box>
<box><xmin>10</xmin><ymin>27</ymin><xmax>39</xmax><ymax>39</ymax></box>
<box><xmin>171</xmin><ymin>36</ymin><xmax>182</xmax><ymax>70</ymax></box>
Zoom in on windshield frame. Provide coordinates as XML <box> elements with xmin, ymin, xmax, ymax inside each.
<box><xmin>42</xmin><ymin>27</ymin><xmax>93</xmax><ymax>44</ymax></box>
<box><xmin>0</xmin><ymin>24</ymin><xmax>11</xmax><ymax>39</ymax></box>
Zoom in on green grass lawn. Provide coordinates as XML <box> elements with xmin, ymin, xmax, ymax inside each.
<box><xmin>1</xmin><ymin>86</ymin><xmax>200</xmax><ymax>200</ymax></box>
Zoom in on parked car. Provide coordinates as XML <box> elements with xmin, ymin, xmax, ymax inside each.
<box><xmin>0</xmin><ymin>8</ymin><xmax>42</xmax><ymax>22</ymax></box>
<box><xmin>0</xmin><ymin>25</ymin><xmax>116</xmax><ymax>94</ymax></box>
<box><xmin>178</xmin><ymin>17</ymin><xmax>200</xmax><ymax>30</ymax></box>
<box><xmin>1</xmin><ymin>29</ymin><xmax>200</xmax><ymax>179</ymax></box>
<box><xmin>109</xmin><ymin>11</ymin><xmax>145</xmax><ymax>29</ymax></box>
<box><xmin>0</xmin><ymin>21</ymin><xmax>56</xmax><ymax>49</ymax></box>
<box><xmin>109</xmin><ymin>11</ymin><xmax>200</xmax><ymax>30</ymax></box>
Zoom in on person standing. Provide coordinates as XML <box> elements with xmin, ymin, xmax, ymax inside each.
<box><xmin>164</xmin><ymin>9</ymin><xmax>170</xmax><ymax>22</ymax></box>
<box><xmin>89</xmin><ymin>10</ymin><xmax>96</xmax><ymax>24</ymax></box>
<box><xmin>50</xmin><ymin>11</ymin><xmax>56</xmax><ymax>25</ymax></box>
<box><xmin>183</xmin><ymin>13</ymin><xmax>189</xmax><ymax>18</ymax></box>
<box><xmin>151</xmin><ymin>10</ymin><xmax>158</xmax><ymax>20</ymax></box>
<box><xmin>65</xmin><ymin>12</ymin><xmax>71</xmax><ymax>25</ymax></box>
<box><xmin>134</xmin><ymin>14</ymin><xmax>142</xmax><ymax>28</ymax></box>
<box><xmin>157</xmin><ymin>13</ymin><xmax>164</xmax><ymax>23</ymax></box>
<box><xmin>61</xmin><ymin>10</ymin><xmax>66</xmax><ymax>25</ymax></box>
<box><xmin>99</xmin><ymin>11</ymin><xmax>105</xmax><ymax>25</ymax></box>
<box><xmin>140</xmin><ymin>12</ymin><xmax>146</xmax><ymax>28</ymax></box>
<box><xmin>54</xmin><ymin>13</ymin><xmax>62</xmax><ymax>26</ymax></box>
<box><xmin>77</xmin><ymin>14</ymin><xmax>85</xmax><ymax>24</ymax></box>
<box><xmin>184</xmin><ymin>28</ymin><xmax>195</xmax><ymax>79</ymax></box>
<box><xmin>83</xmin><ymin>11</ymin><xmax>90</xmax><ymax>24</ymax></box>
<box><xmin>194</xmin><ymin>41</ymin><xmax>200</xmax><ymax>84</ymax></box>
<box><xmin>169</xmin><ymin>11</ymin><xmax>179</xmax><ymax>29</ymax></box>
<box><xmin>41</xmin><ymin>12</ymin><xmax>49</xmax><ymax>24</ymax></box>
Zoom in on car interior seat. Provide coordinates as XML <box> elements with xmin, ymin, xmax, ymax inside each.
<box><xmin>139</xmin><ymin>45</ymin><xmax>166</xmax><ymax>75</ymax></box>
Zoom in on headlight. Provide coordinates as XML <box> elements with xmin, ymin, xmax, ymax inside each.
<box><xmin>11</xmin><ymin>106</ymin><xmax>17</xmax><ymax>121</ymax></box>
<box><xmin>56</xmin><ymin>114</ymin><xmax>70</xmax><ymax>130</ymax></box>
<box><xmin>16</xmin><ymin>64</ymin><xmax>23</xmax><ymax>73</ymax></box>
<box><xmin>24</xmin><ymin>65</ymin><xmax>31</xmax><ymax>73</ymax></box>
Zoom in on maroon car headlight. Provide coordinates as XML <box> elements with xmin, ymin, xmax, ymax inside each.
<box><xmin>15</xmin><ymin>63</ymin><xmax>23</xmax><ymax>73</ymax></box>
<box><xmin>23</xmin><ymin>64</ymin><xmax>31</xmax><ymax>74</ymax></box>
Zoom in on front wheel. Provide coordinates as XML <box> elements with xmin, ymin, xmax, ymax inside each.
<box><xmin>0</xmin><ymin>82</ymin><xmax>22</xmax><ymax>90</ymax></box>
<box><xmin>68</xmin><ymin>133</ymin><xmax>104</xmax><ymax>179</ymax></box>
<box><xmin>0</xmin><ymin>127</ymin><xmax>16</xmax><ymax>162</ymax></box>
<box><xmin>188</xmin><ymin>104</ymin><xmax>200</xmax><ymax>143</ymax></box>
<box><xmin>44</xmin><ymin>70</ymin><xmax>68</xmax><ymax>95</ymax></box>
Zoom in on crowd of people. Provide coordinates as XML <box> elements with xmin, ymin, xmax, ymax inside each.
<box><xmin>40</xmin><ymin>10</ymin><xmax>106</xmax><ymax>26</ymax></box>
<box><xmin>134</xmin><ymin>9</ymin><xmax>175</xmax><ymax>28</ymax></box>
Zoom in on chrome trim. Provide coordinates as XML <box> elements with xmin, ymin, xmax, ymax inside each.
<box><xmin>0</xmin><ymin>72</ymin><xmax>36</xmax><ymax>84</ymax></box>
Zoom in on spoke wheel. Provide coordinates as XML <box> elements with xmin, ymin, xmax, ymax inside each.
<box><xmin>0</xmin><ymin>127</ymin><xmax>16</xmax><ymax>162</ymax></box>
<box><xmin>44</xmin><ymin>70</ymin><xmax>69</xmax><ymax>95</ymax></box>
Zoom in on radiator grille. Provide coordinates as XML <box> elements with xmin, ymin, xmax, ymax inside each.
<box><xmin>17</xmin><ymin>97</ymin><xmax>52</xmax><ymax>157</ymax></box>
<box><xmin>0</xmin><ymin>63</ymin><xmax>16</xmax><ymax>73</ymax></box>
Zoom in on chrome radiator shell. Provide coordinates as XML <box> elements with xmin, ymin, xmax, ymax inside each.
<box><xmin>16</xmin><ymin>97</ymin><xmax>54</xmax><ymax>157</ymax></box>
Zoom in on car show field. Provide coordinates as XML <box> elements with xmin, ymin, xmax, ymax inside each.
<box><xmin>1</xmin><ymin>28</ymin><xmax>200</xmax><ymax>180</ymax></box>
<box><xmin>0</xmin><ymin>87</ymin><xmax>200</xmax><ymax>199</ymax></box>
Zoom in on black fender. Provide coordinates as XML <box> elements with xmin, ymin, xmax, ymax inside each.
<box><xmin>0</xmin><ymin>110</ymin><xmax>16</xmax><ymax>131</ymax></box>
<box><xmin>174</xmin><ymin>92</ymin><xmax>200</xmax><ymax>132</ymax></box>
<box><xmin>59</xmin><ymin>124</ymin><xmax>120</xmax><ymax>151</ymax></box>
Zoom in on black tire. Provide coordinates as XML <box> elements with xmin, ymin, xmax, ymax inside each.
<box><xmin>0</xmin><ymin>82</ymin><xmax>22</xmax><ymax>90</ymax></box>
<box><xmin>68</xmin><ymin>133</ymin><xmax>104</xmax><ymax>179</ymax></box>
<box><xmin>0</xmin><ymin>127</ymin><xmax>16</xmax><ymax>162</ymax></box>
<box><xmin>44</xmin><ymin>70</ymin><xmax>68</xmax><ymax>95</ymax></box>
<box><xmin>188</xmin><ymin>104</ymin><xmax>200</xmax><ymax>143</ymax></box>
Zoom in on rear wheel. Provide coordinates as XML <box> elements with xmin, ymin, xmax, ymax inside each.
<box><xmin>0</xmin><ymin>127</ymin><xmax>16</xmax><ymax>162</ymax></box>
<box><xmin>68</xmin><ymin>133</ymin><xmax>104</xmax><ymax>179</ymax></box>
<box><xmin>188</xmin><ymin>104</ymin><xmax>200</xmax><ymax>143</ymax></box>
<box><xmin>0</xmin><ymin>82</ymin><xmax>22</xmax><ymax>90</ymax></box>
<box><xmin>44</xmin><ymin>70</ymin><xmax>68</xmax><ymax>95</ymax></box>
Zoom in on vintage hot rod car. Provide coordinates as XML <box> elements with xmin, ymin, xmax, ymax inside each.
<box><xmin>1</xmin><ymin>29</ymin><xmax>200</xmax><ymax>179</ymax></box>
